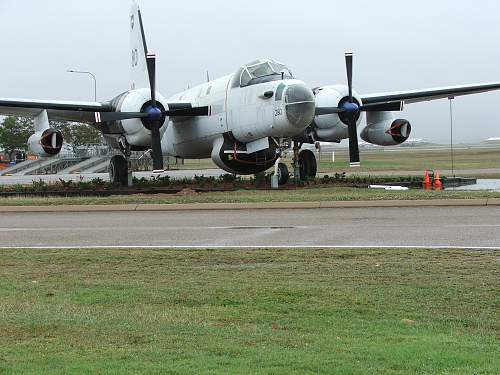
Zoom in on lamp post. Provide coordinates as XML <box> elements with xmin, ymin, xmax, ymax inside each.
<box><xmin>448</xmin><ymin>96</ymin><xmax>455</xmax><ymax>177</ymax></box>
<box><xmin>67</xmin><ymin>70</ymin><xmax>97</xmax><ymax>101</ymax></box>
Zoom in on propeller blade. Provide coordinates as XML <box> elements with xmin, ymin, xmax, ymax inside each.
<box><xmin>146</xmin><ymin>53</ymin><xmax>156</xmax><ymax>106</ymax></box>
<box><xmin>360</xmin><ymin>101</ymin><xmax>404</xmax><ymax>112</ymax></box>
<box><xmin>315</xmin><ymin>107</ymin><xmax>346</xmax><ymax>116</ymax></box>
<box><xmin>150</xmin><ymin>124</ymin><xmax>164</xmax><ymax>173</ymax></box>
<box><xmin>94</xmin><ymin>112</ymin><xmax>148</xmax><ymax>123</ymax></box>
<box><xmin>347</xmin><ymin>117</ymin><xmax>360</xmax><ymax>167</ymax></box>
<box><xmin>345</xmin><ymin>52</ymin><xmax>353</xmax><ymax>103</ymax></box>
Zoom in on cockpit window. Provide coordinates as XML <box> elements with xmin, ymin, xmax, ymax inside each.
<box><xmin>247</xmin><ymin>62</ymin><xmax>275</xmax><ymax>79</ymax></box>
<box><xmin>240</xmin><ymin>70</ymin><xmax>252</xmax><ymax>87</ymax></box>
<box><xmin>270</xmin><ymin>62</ymin><xmax>292</xmax><ymax>77</ymax></box>
<box><xmin>238</xmin><ymin>59</ymin><xmax>294</xmax><ymax>88</ymax></box>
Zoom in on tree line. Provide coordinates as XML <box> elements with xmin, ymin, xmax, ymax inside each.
<box><xmin>0</xmin><ymin>117</ymin><xmax>103</xmax><ymax>160</ymax></box>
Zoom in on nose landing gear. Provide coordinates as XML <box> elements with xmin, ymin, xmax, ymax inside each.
<box><xmin>277</xmin><ymin>162</ymin><xmax>289</xmax><ymax>186</ymax></box>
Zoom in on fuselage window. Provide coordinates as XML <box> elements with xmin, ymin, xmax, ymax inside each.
<box><xmin>276</xmin><ymin>83</ymin><xmax>286</xmax><ymax>101</ymax></box>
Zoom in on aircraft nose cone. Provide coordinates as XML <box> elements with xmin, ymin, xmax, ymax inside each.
<box><xmin>285</xmin><ymin>84</ymin><xmax>316</xmax><ymax>128</ymax></box>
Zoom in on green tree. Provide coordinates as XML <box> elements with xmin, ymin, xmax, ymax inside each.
<box><xmin>0</xmin><ymin>116</ymin><xmax>33</xmax><ymax>160</ymax></box>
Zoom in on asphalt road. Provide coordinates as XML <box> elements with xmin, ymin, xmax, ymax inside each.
<box><xmin>1</xmin><ymin>206</ymin><xmax>499</xmax><ymax>248</ymax></box>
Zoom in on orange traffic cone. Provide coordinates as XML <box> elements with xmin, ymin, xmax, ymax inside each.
<box><xmin>433</xmin><ymin>170</ymin><xmax>442</xmax><ymax>190</ymax></box>
<box><xmin>423</xmin><ymin>170</ymin><xmax>432</xmax><ymax>190</ymax></box>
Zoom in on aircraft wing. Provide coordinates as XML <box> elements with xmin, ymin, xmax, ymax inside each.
<box><xmin>0</xmin><ymin>98</ymin><xmax>114</xmax><ymax>123</ymax></box>
<box><xmin>361</xmin><ymin>82</ymin><xmax>500</xmax><ymax>105</ymax></box>
<box><xmin>0</xmin><ymin>97</ymin><xmax>211</xmax><ymax>123</ymax></box>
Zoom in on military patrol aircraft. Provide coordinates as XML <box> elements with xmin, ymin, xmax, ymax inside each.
<box><xmin>1</xmin><ymin>1</ymin><xmax>500</xmax><ymax>185</ymax></box>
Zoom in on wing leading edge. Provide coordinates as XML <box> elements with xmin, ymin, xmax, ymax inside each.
<box><xmin>361</xmin><ymin>82</ymin><xmax>500</xmax><ymax>105</ymax></box>
<box><xmin>0</xmin><ymin>98</ymin><xmax>210</xmax><ymax>124</ymax></box>
<box><xmin>0</xmin><ymin>98</ymin><xmax>114</xmax><ymax>123</ymax></box>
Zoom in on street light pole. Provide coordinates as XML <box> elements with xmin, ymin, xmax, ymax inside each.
<box><xmin>67</xmin><ymin>70</ymin><xmax>97</xmax><ymax>101</ymax></box>
<box><xmin>448</xmin><ymin>96</ymin><xmax>455</xmax><ymax>177</ymax></box>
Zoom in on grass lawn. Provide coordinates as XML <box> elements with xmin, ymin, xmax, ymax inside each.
<box><xmin>315</xmin><ymin>148</ymin><xmax>500</xmax><ymax>173</ymax></box>
<box><xmin>0</xmin><ymin>248</ymin><xmax>498</xmax><ymax>374</ymax></box>
<box><xmin>179</xmin><ymin>147</ymin><xmax>500</xmax><ymax>174</ymax></box>
<box><xmin>0</xmin><ymin>186</ymin><xmax>499</xmax><ymax>206</ymax></box>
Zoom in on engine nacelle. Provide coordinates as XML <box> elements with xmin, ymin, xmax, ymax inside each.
<box><xmin>111</xmin><ymin>88</ymin><xmax>168</xmax><ymax>148</ymax></box>
<box><xmin>312</xmin><ymin>85</ymin><xmax>364</xmax><ymax>141</ymax></box>
<box><xmin>361</xmin><ymin>112</ymin><xmax>411</xmax><ymax>146</ymax></box>
<box><xmin>28</xmin><ymin>129</ymin><xmax>64</xmax><ymax>157</ymax></box>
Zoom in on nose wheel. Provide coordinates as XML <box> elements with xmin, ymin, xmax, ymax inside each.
<box><xmin>277</xmin><ymin>162</ymin><xmax>290</xmax><ymax>186</ymax></box>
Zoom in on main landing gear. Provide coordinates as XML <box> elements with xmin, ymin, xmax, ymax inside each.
<box><xmin>109</xmin><ymin>137</ymin><xmax>132</xmax><ymax>186</ymax></box>
<box><xmin>298</xmin><ymin>149</ymin><xmax>317</xmax><ymax>181</ymax></box>
<box><xmin>291</xmin><ymin>142</ymin><xmax>318</xmax><ymax>183</ymax></box>
<box><xmin>109</xmin><ymin>155</ymin><xmax>129</xmax><ymax>186</ymax></box>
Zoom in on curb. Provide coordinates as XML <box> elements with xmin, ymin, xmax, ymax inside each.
<box><xmin>0</xmin><ymin>199</ymin><xmax>499</xmax><ymax>213</ymax></box>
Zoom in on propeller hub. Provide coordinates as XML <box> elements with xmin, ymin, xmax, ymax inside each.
<box><xmin>145</xmin><ymin>106</ymin><xmax>163</xmax><ymax>120</ymax></box>
<box><xmin>341</xmin><ymin>101</ymin><xmax>360</xmax><ymax>114</ymax></box>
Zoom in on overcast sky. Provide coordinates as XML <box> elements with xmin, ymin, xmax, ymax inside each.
<box><xmin>1</xmin><ymin>0</ymin><xmax>499</xmax><ymax>143</ymax></box>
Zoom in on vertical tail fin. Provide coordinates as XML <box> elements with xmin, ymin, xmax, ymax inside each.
<box><xmin>130</xmin><ymin>1</ymin><xmax>150</xmax><ymax>90</ymax></box>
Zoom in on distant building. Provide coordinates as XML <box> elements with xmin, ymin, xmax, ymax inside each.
<box><xmin>400</xmin><ymin>138</ymin><xmax>431</xmax><ymax>147</ymax></box>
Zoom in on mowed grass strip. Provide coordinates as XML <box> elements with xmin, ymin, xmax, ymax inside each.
<box><xmin>316</xmin><ymin>148</ymin><xmax>500</xmax><ymax>172</ymax></box>
<box><xmin>178</xmin><ymin>147</ymin><xmax>500</xmax><ymax>173</ymax></box>
<box><xmin>0</xmin><ymin>248</ymin><xmax>498</xmax><ymax>374</ymax></box>
<box><xmin>1</xmin><ymin>187</ymin><xmax>500</xmax><ymax>207</ymax></box>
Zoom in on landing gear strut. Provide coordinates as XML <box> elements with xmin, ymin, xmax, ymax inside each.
<box><xmin>292</xmin><ymin>141</ymin><xmax>302</xmax><ymax>183</ymax></box>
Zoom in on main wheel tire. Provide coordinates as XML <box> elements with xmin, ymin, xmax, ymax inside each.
<box><xmin>277</xmin><ymin>163</ymin><xmax>289</xmax><ymax>186</ymax></box>
<box><xmin>109</xmin><ymin>155</ymin><xmax>128</xmax><ymax>186</ymax></box>
<box><xmin>298</xmin><ymin>149</ymin><xmax>318</xmax><ymax>180</ymax></box>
